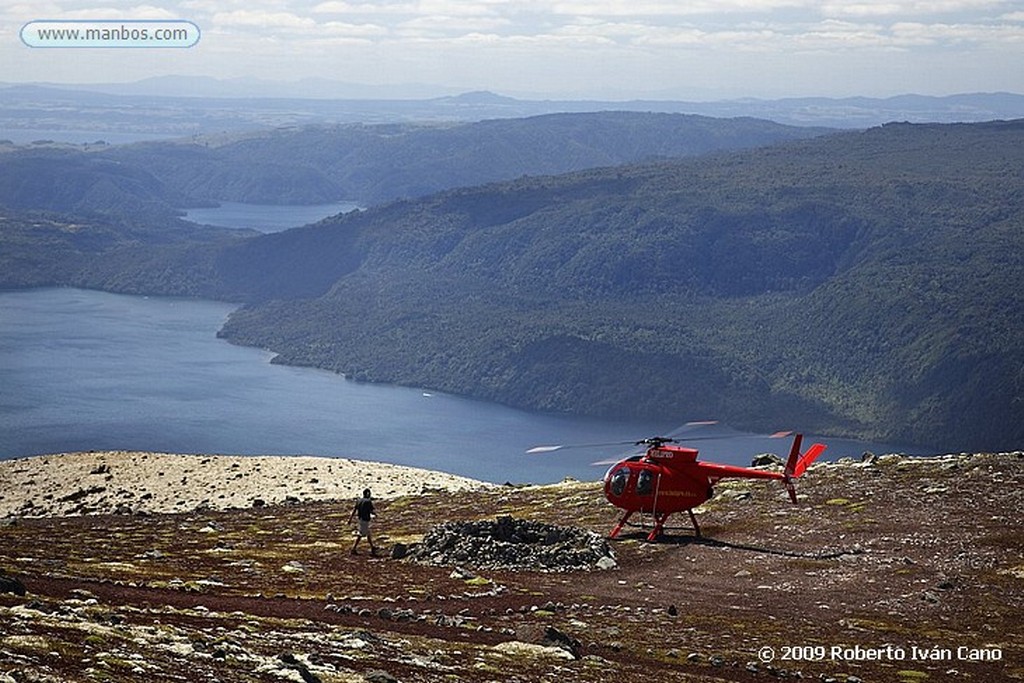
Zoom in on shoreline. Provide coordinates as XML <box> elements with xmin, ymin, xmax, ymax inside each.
<box><xmin>0</xmin><ymin>451</ymin><xmax>495</xmax><ymax>518</ymax></box>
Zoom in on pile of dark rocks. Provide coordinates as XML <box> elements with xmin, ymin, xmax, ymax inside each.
<box><xmin>401</xmin><ymin>516</ymin><xmax>617</xmax><ymax>572</ymax></box>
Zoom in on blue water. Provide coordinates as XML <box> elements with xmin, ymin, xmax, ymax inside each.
<box><xmin>0</xmin><ymin>288</ymin><xmax>914</xmax><ymax>483</ymax></box>
<box><xmin>184</xmin><ymin>201</ymin><xmax>361</xmax><ymax>233</ymax></box>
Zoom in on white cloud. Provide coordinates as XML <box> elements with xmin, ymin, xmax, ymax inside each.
<box><xmin>180</xmin><ymin>0</ymin><xmax>249</xmax><ymax>10</ymax></box>
<box><xmin>416</xmin><ymin>0</ymin><xmax>503</xmax><ymax>16</ymax></box>
<box><xmin>891</xmin><ymin>20</ymin><xmax>1024</xmax><ymax>45</ymax></box>
<box><xmin>11</xmin><ymin>4</ymin><xmax>180</xmax><ymax>20</ymax></box>
<box><xmin>321</xmin><ymin>19</ymin><xmax>388</xmax><ymax>36</ymax></box>
<box><xmin>312</xmin><ymin>1</ymin><xmax>417</xmax><ymax>14</ymax></box>
<box><xmin>399</xmin><ymin>14</ymin><xmax>510</xmax><ymax>33</ymax></box>
<box><xmin>820</xmin><ymin>3</ymin><xmax>904</xmax><ymax>18</ymax></box>
<box><xmin>212</xmin><ymin>9</ymin><xmax>316</xmax><ymax>29</ymax></box>
<box><xmin>2</xmin><ymin>2</ymin><xmax>61</xmax><ymax>20</ymax></box>
<box><xmin>312</xmin><ymin>0</ymin><xmax>507</xmax><ymax>16</ymax></box>
<box><xmin>821</xmin><ymin>0</ymin><xmax>1008</xmax><ymax>18</ymax></box>
<box><xmin>446</xmin><ymin>30</ymin><xmax>616</xmax><ymax>47</ymax></box>
<box><xmin>551</xmin><ymin>0</ymin><xmax>808</xmax><ymax>16</ymax></box>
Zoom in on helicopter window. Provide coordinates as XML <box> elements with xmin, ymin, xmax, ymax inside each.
<box><xmin>636</xmin><ymin>470</ymin><xmax>654</xmax><ymax>495</ymax></box>
<box><xmin>609</xmin><ymin>468</ymin><xmax>629</xmax><ymax>496</ymax></box>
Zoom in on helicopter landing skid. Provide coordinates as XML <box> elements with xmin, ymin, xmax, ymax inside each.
<box><xmin>608</xmin><ymin>509</ymin><xmax>702</xmax><ymax>541</ymax></box>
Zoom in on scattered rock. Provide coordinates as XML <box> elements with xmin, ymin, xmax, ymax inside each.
<box><xmin>57</xmin><ymin>486</ymin><xmax>105</xmax><ymax>503</ymax></box>
<box><xmin>542</xmin><ymin>625</ymin><xmax>583</xmax><ymax>659</ymax></box>
<box><xmin>0</xmin><ymin>574</ymin><xmax>27</xmax><ymax>596</ymax></box>
<box><xmin>449</xmin><ymin>566</ymin><xmax>477</xmax><ymax>580</ymax></box>
<box><xmin>278</xmin><ymin>653</ymin><xmax>320</xmax><ymax>683</ymax></box>
<box><xmin>493</xmin><ymin>641</ymin><xmax>576</xmax><ymax>660</ymax></box>
<box><xmin>363</xmin><ymin>670</ymin><xmax>398</xmax><ymax>683</ymax></box>
<box><xmin>751</xmin><ymin>453</ymin><xmax>783</xmax><ymax>467</ymax></box>
<box><xmin>407</xmin><ymin>516</ymin><xmax>616</xmax><ymax>572</ymax></box>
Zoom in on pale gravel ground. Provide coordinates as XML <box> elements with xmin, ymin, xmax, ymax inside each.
<box><xmin>0</xmin><ymin>451</ymin><xmax>495</xmax><ymax>517</ymax></box>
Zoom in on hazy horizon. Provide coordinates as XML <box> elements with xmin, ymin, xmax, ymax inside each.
<box><xmin>4</xmin><ymin>1</ymin><xmax>1023</xmax><ymax>101</ymax></box>
<box><xmin>4</xmin><ymin>74</ymin><xmax>1024</xmax><ymax>104</ymax></box>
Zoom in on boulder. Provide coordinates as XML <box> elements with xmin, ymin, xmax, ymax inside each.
<box><xmin>0</xmin><ymin>574</ymin><xmax>26</xmax><ymax>596</ymax></box>
<box><xmin>751</xmin><ymin>453</ymin><xmax>783</xmax><ymax>467</ymax></box>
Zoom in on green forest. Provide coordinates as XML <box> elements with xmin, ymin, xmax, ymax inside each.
<box><xmin>0</xmin><ymin>111</ymin><xmax>827</xmax><ymax>211</ymax></box>
<box><xmin>2</xmin><ymin>117</ymin><xmax>1022</xmax><ymax>451</ymax></box>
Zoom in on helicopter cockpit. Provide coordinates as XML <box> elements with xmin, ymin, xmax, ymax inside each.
<box><xmin>605</xmin><ymin>460</ymin><xmax>657</xmax><ymax>499</ymax></box>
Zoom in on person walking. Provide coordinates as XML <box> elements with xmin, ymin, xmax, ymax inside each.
<box><xmin>349</xmin><ymin>488</ymin><xmax>379</xmax><ymax>556</ymax></box>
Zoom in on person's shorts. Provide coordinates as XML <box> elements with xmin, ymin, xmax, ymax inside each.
<box><xmin>358</xmin><ymin>519</ymin><xmax>371</xmax><ymax>536</ymax></box>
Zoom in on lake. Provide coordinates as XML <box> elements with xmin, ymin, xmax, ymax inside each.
<box><xmin>184</xmin><ymin>201</ymin><xmax>361</xmax><ymax>233</ymax></box>
<box><xmin>0</xmin><ymin>288</ymin><xmax>914</xmax><ymax>484</ymax></box>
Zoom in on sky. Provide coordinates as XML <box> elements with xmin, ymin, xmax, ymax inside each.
<box><xmin>3</xmin><ymin>0</ymin><xmax>1024</xmax><ymax>99</ymax></box>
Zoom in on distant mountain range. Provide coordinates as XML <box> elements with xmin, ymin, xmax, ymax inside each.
<box><xmin>3</xmin><ymin>116</ymin><xmax>1021</xmax><ymax>451</ymax></box>
<box><xmin>2</xmin><ymin>78</ymin><xmax>1023</xmax><ymax>141</ymax></box>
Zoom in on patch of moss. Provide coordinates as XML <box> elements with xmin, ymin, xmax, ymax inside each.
<box><xmin>83</xmin><ymin>634</ymin><xmax>106</xmax><ymax>648</ymax></box>
<box><xmin>3</xmin><ymin>633</ymin><xmax>54</xmax><ymax>653</ymax></box>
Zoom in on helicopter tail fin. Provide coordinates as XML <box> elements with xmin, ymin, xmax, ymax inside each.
<box><xmin>783</xmin><ymin>434</ymin><xmax>827</xmax><ymax>503</ymax></box>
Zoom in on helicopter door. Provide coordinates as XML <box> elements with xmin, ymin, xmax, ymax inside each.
<box><xmin>635</xmin><ymin>468</ymin><xmax>661</xmax><ymax>513</ymax></box>
<box><xmin>636</xmin><ymin>469</ymin><xmax>654</xmax><ymax>495</ymax></box>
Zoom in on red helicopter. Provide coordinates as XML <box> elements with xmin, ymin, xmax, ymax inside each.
<box><xmin>528</xmin><ymin>425</ymin><xmax>826</xmax><ymax>541</ymax></box>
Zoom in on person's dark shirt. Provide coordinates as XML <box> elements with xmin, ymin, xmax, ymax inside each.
<box><xmin>355</xmin><ymin>498</ymin><xmax>374</xmax><ymax>521</ymax></box>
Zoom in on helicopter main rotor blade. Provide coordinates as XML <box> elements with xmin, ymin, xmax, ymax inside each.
<box><xmin>664</xmin><ymin>430</ymin><xmax>795</xmax><ymax>443</ymax></box>
<box><xmin>525</xmin><ymin>440</ymin><xmax>637</xmax><ymax>454</ymax></box>
<box><xmin>664</xmin><ymin>420</ymin><xmax>719</xmax><ymax>438</ymax></box>
<box><xmin>527</xmin><ymin>426</ymin><xmax>794</xmax><ymax>455</ymax></box>
<box><xmin>661</xmin><ymin>434</ymin><xmax>760</xmax><ymax>443</ymax></box>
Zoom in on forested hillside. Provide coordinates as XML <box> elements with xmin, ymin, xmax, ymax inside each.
<box><xmin>0</xmin><ymin>208</ymin><xmax>246</xmax><ymax>291</ymax></box>
<box><xmin>0</xmin><ymin>112</ymin><xmax>828</xmax><ymax>214</ymax></box>
<box><xmin>201</xmin><ymin>120</ymin><xmax>1024</xmax><ymax>451</ymax></box>
<box><xmin>0</xmin><ymin>147</ymin><xmax>186</xmax><ymax>221</ymax></box>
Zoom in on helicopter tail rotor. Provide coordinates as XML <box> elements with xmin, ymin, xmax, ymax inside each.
<box><xmin>782</xmin><ymin>434</ymin><xmax>827</xmax><ymax>503</ymax></box>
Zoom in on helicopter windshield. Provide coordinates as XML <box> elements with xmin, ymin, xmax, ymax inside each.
<box><xmin>609</xmin><ymin>468</ymin><xmax>628</xmax><ymax>496</ymax></box>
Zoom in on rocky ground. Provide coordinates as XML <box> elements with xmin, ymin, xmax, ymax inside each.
<box><xmin>0</xmin><ymin>452</ymin><xmax>491</xmax><ymax>518</ymax></box>
<box><xmin>1</xmin><ymin>451</ymin><xmax>1022</xmax><ymax>682</ymax></box>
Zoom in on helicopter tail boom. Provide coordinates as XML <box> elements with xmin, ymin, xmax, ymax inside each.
<box><xmin>782</xmin><ymin>434</ymin><xmax>827</xmax><ymax>502</ymax></box>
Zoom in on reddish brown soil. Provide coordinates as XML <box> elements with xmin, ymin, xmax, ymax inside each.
<box><xmin>1</xmin><ymin>453</ymin><xmax>1021</xmax><ymax>682</ymax></box>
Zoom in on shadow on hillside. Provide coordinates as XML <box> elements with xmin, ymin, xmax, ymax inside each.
<box><xmin>613</xmin><ymin>529</ymin><xmax>858</xmax><ymax>560</ymax></box>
